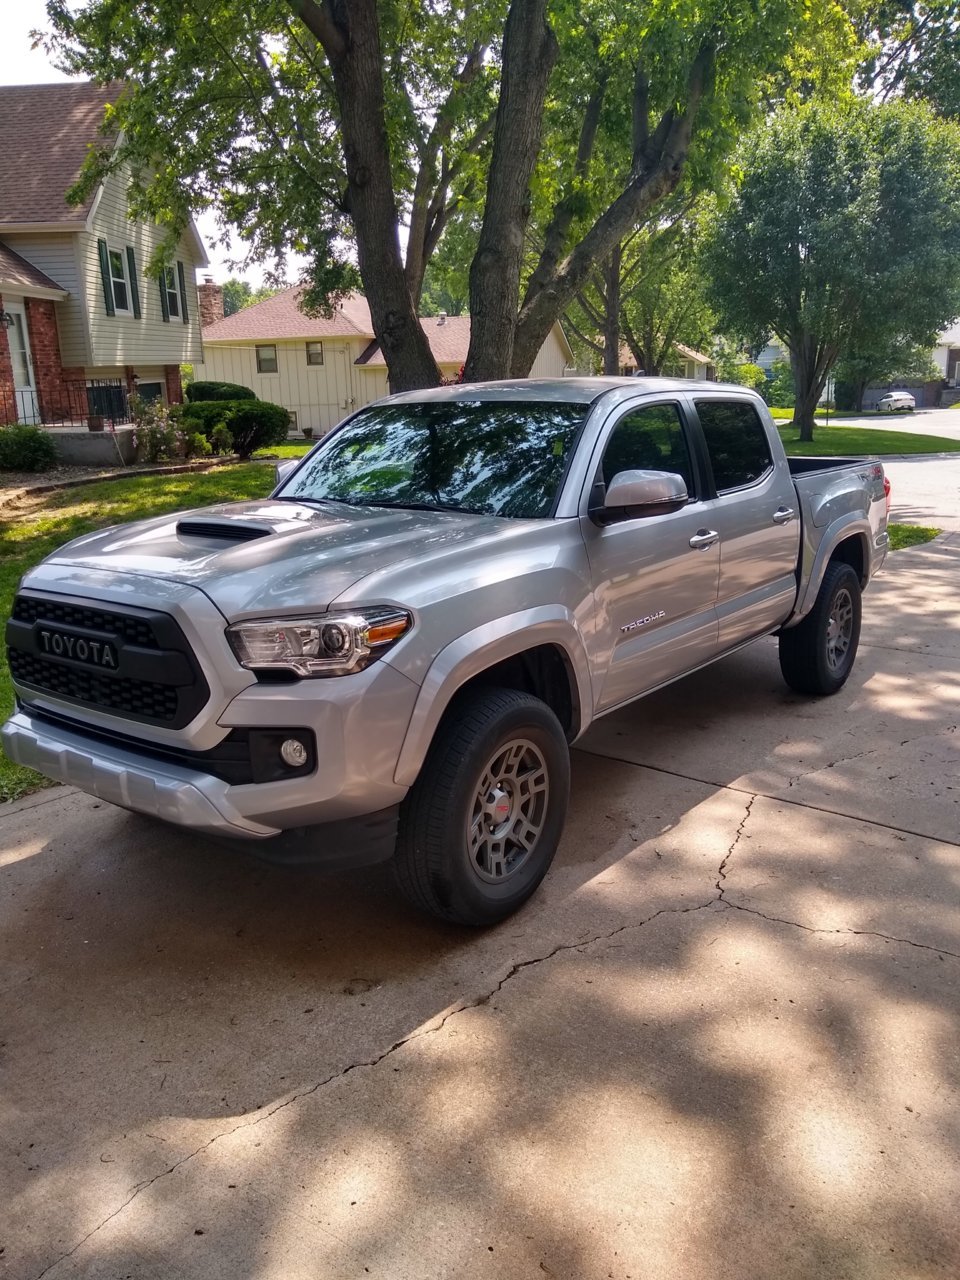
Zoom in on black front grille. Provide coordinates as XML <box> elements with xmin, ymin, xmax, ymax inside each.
<box><xmin>12</xmin><ymin>597</ymin><xmax>157</xmax><ymax>647</ymax></box>
<box><xmin>9</xmin><ymin>649</ymin><xmax>180</xmax><ymax>720</ymax></box>
<box><xmin>6</xmin><ymin>593</ymin><xmax>210</xmax><ymax>729</ymax></box>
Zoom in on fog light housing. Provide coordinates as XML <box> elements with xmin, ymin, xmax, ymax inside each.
<box><xmin>280</xmin><ymin>737</ymin><xmax>308</xmax><ymax>768</ymax></box>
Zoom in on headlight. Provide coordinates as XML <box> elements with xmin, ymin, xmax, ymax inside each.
<box><xmin>226</xmin><ymin>607</ymin><xmax>411</xmax><ymax>677</ymax></box>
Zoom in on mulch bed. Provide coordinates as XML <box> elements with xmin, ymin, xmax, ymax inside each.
<box><xmin>0</xmin><ymin>455</ymin><xmax>269</xmax><ymax>513</ymax></box>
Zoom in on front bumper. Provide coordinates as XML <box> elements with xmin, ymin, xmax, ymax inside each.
<box><xmin>1</xmin><ymin>707</ymin><xmax>401</xmax><ymax>866</ymax></box>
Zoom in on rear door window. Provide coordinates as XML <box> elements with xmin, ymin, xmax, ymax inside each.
<box><xmin>695</xmin><ymin>399</ymin><xmax>773</xmax><ymax>492</ymax></box>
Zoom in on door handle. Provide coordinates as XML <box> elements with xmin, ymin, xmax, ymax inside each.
<box><xmin>772</xmin><ymin>507</ymin><xmax>796</xmax><ymax>524</ymax></box>
<box><xmin>689</xmin><ymin>529</ymin><xmax>719</xmax><ymax>550</ymax></box>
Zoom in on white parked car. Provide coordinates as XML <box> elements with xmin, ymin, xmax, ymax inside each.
<box><xmin>877</xmin><ymin>391</ymin><xmax>916</xmax><ymax>413</ymax></box>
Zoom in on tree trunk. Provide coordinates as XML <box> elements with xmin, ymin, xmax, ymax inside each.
<box><xmin>299</xmin><ymin>0</ymin><xmax>438</xmax><ymax>392</ymax></box>
<box><xmin>790</xmin><ymin>338</ymin><xmax>830</xmax><ymax>443</ymax></box>
<box><xmin>854</xmin><ymin>379</ymin><xmax>867</xmax><ymax>413</ymax></box>
<box><xmin>602</xmin><ymin>244</ymin><xmax>622</xmax><ymax>375</ymax></box>
<box><xmin>463</xmin><ymin>0</ymin><xmax>557</xmax><ymax>382</ymax></box>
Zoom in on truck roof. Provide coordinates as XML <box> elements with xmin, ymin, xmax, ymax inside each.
<box><xmin>383</xmin><ymin>376</ymin><xmax>756</xmax><ymax>408</ymax></box>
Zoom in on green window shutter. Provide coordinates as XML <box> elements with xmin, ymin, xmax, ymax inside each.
<box><xmin>125</xmin><ymin>246</ymin><xmax>141</xmax><ymax>319</ymax></box>
<box><xmin>159</xmin><ymin>270</ymin><xmax>169</xmax><ymax>322</ymax></box>
<box><xmin>97</xmin><ymin>238</ymin><xmax>115</xmax><ymax>317</ymax></box>
<box><xmin>177</xmin><ymin>261</ymin><xmax>189</xmax><ymax>325</ymax></box>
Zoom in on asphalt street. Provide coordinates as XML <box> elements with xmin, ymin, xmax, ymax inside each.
<box><xmin>1</xmin><ymin>460</ymin><xmax>958</xmax><ymax>1280</ymax></box>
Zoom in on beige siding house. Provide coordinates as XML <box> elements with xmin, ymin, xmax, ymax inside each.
<box><xmin>199</xmin><ymin>286</ymin><xmax>575</xmax><ymax>435</ymax></box>
<box><xmin>0</xmin><ymin>83</ymin><xmax>207</xmax><ymax>427</ymax></box>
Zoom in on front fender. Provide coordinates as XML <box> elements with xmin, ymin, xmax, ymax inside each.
<box><xmin>392</xmin><ymin>607</ymin><xmax>593</xmax><ymax>788</ymax></box>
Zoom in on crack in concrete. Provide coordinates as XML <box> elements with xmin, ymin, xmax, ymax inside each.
<box><xmin>783</xmin><ymin>723</ymin><xmax>957</xmax><ymax>790</ymax></box>
<box><xmin>31</xmin><ymin>898</ymin><xmax>716</xmax><ymax>1280</ymax></box>
<box><xmin>718</xmin><ymin>899</ymin><xmax>960</xmax><ymax>961</ymax></box>
<box><xmin>576</xmin><ymin>747</ymin><xmax>960</xmax><ymax>850</ymax></box>
<box><xmin>716</xmin><ymin>795</ymin><xmax>756</xmax><ymax>897</ymax></box>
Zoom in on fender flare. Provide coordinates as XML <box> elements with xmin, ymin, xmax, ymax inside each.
<box><xmin>392</xmin><ymin>607</ymin><xmax>594</xmax><ymax>788</ymax></box>
<box><xmin>789</xmin><ymin>514</ymin><xmax>872</xmax><ymax>625</ymax></box>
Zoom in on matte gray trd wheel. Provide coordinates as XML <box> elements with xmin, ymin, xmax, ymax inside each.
<box><xmin>394</xmin><ymin>687</ymin><xmax>570</xmax><ymax>926</ymax></box>
<box><xmin>779</xmin><ymin>560</ymin><xmax>862</xmax><ymax>696</ymax></box>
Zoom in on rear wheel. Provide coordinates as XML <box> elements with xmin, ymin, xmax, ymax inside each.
<box><xmin>394</xmin><ymin>687</ymin><xmax>570</xmax><ymax>926</ymax></box>
<box><xmin>779</xmin><ymin>561</ymin><xmax>862</xmax><ymax>695</ymax></box>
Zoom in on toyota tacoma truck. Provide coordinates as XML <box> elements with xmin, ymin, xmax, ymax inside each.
<box><xmin>3</xmin><ymin>379</ymin><xmax>889</xmax><ymax>925</ymax></box>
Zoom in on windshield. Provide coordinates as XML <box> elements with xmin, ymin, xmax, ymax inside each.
<box><xmin>276</xmin><ymin>400</ymin><xmax>587</xmax><ymax>519</ymax></box>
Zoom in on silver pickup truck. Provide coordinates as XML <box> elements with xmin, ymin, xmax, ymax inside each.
<box><xmin>3</xmin><ymin>378</ymin><xmax>888</xmax><ymax>924</ymax></box>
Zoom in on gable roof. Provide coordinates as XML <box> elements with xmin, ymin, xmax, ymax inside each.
<box><xmin>202</xmin><ymin>288</ymin><xmax>375</xmax><ymax>343</ymax></box>
<box><xmin>0</xmin><ymin>82</ymin><xmax>123</xmax><ymax>228</ymax></box>
<box><xmin>0</xmin><ymin>240</ymin><xmax>68</xmax><ymax>297</ymax></box>
<box><xmin>203</xmin><ymin>288</ymin><xmax>574</xmax><ymax>367</ymax></box>
<box><xmin>356</xmin><ymin>314</ymin><xmax>475</xmax><ymax>367</ymax></box>
<box><xmin>619</xmin><ymin>340</ymin><xmax>715</xmax><ymax>369</ymax></box>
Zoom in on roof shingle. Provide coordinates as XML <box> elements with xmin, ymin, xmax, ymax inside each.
<box><xmin>202</xmin><ymin>288</ymin><xmax>375</xmax><ymax>342</ymax></box>
<box><xmin>0</xmin><ymin>82</ymin><xmax>123</xmax><ymax>226</ymax></box>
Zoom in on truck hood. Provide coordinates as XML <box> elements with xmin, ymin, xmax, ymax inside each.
<box><xmin>43</xmin><ymin>498</ymin><xmax>525</xmax><ymax>617</ymax></box>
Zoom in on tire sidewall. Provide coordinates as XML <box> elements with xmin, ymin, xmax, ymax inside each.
<box><xmin>814</xmin><ymin>562</ymin><xmax>862</xmax><ymax>692</ymax></box>
<box><xmin>433</xmin><ymin>698</ymin><xmax>570</xmax><ymax>923</ymax></box>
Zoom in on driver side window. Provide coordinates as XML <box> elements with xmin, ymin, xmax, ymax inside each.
<box><xmin>601</xmin><ymin>402</ymin><xmax>695</xmax><ymax>497</ymax></box>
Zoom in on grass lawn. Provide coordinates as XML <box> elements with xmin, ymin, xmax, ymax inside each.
<box><xmin>887</xmin><ymin>523</ymin><xmax>940</xmax><ymax>550</ymax></box>
<box><xmin>0</xmin><ymin>463</ymin><xmax>277</xmax><ymax>803</ymax></box>
<box><xmin>777</xmin><ymin>424</ymin><xmax>960</xmax><ymax>456</ymax></box>
<box><xmin>254</xmin><ymin>442</ymin><xmax>314</xmax><ymax>459</ymax></box>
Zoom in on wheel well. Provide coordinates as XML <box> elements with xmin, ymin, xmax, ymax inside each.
<box><xmin>454</xmin><ymin>644</ymin><xmax>580</xmax><ymax>740</ymax></box>
<box><xmin>829</xmin><ymin>535</ymin><xmax>866</xmax><ymax>586</ymax></box>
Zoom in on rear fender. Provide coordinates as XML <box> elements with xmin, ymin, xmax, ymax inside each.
<box><xmin>393</xmin><ymin>607</ymin><xmax>593</xmax><ymax>788</ymax></box>
<box><xmin>788</xmin><ymin>515</ymin><xmax>872</xmax><ymax>626</ymax></box>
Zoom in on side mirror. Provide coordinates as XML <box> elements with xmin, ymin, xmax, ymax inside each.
<box><xmin>275</xmin><ymin>459</ymin><xmax>299</xmax><ymax>487</ymax></box>
<box><xmin>590</xmin><ymin>469</ymin><xmax>689</xmax><ymax>525</ymax></box>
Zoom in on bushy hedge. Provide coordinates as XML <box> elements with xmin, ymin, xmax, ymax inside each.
<box><xmin>182</xmin><ymin>398</ymin><xmax>290</xmax><ymax>458</ymax></box>
<box><xmin>0</xmin><ymin>424</ymin><xmax>58</xmax><ymax>472</ymax></box>
<box><xmin>185</xmin><ymin>380</ymin><xmax>256</xmax><ymax>403</ymax></box>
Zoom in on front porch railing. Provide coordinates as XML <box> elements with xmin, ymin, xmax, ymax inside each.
<box><xmin>0</xmin><ymin>378</ymin><xmax>131</xmax><ymax>428</ymax></box>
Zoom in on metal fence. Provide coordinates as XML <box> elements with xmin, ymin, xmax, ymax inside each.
<box><xmin>0</xmin><ymin>379</ymin><xmax>131</xmax><ymax>428</ymax></box>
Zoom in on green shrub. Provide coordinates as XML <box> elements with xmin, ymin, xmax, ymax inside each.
<box><xmin>210</xmin><ymin>422</ymin><xmax>234</xmax><ymax>455</ymax></box>
<box><xmin>185</xmin><ymin>381</ymin><xmax>256</xmax><ymax>403</ymax></box>
<box><xmin>729</xmin><ymin>362</ymin><xmax>768</xmax><ymax>393</ymax></box>
<box><xmin>135</xmin><ymin>418</ymin><xmax>178</xmax><ymax>462</ymax></box>
<box><xmin>182</xmin><ymin>398</ymin><xmax>290</xmax><ymax>458</ymax></box>
<box><xmin>762</xmin><ymin>359</ymin><xmax>795</xmax><ymax>408</ymax></box>
<box><xmin>227</xmin><ymin>401</ymin><xmax>291</xmax><ymax>458</ymax></box>
<box><xmin>181</xmin><ymin>401</ymin><xmax>230</xmax><ymax>434</ymax></box>
<box><xmin>0</xmin><ymin>424</ymin><xmax>58</xmax><ymax>472</ymax></box>
<box><xmin>179</xmin><ymin>430</ymin><xmax>213</xmax><ymax>459</ymax></box>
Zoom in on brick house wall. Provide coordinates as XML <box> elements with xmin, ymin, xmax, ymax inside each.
<box><xmin>164</xmin><ymin>364</ymin><xmax>183</xmax><ymax>404</ymax></box>
<box><xmin>24</xmin><ymin>297</ymin><xmax>84</xmax><ymax>421</ymax></box>
<box><xmin>0</xmin><ymin>294</ymin><xmax>15</xmax><ymax>424</ymax></box>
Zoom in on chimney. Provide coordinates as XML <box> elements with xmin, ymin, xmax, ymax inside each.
<box><xmin>437</xmin><ymin>311</ymin><xmax>446</xmax><ymax>326</ymax></box>
<box><xmin>198</xmin><ymin>276</ymin><xmax>224</xmax><ymax>327</ymax></box>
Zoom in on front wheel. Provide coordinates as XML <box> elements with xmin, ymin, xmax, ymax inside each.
<box><xmin>394</xmin><ymin>687</ymin><xmax>570</xmax><ymax>926</ymax></box>
<box><xmin>779</xmin><ymin>561</ymin><xmax>862</xmax><ymax>696</ymax></box>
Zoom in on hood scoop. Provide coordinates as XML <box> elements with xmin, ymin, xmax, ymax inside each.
<box><xmin>176</xmin><ymin>518</ymin><xmax>273</xmax><ymax>543</ymax></box>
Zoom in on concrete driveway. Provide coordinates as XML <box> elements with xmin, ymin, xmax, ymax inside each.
<box><xmin>2</xmin><ymin>532</ymin><xmax>959</xmax><ymax>1277</ymax></box>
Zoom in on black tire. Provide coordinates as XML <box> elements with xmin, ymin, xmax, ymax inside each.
<box><xmin>779</xmin><ymin>560</ymin><xmax>862</xmax><ymax>696</ymax></box>
<box><xmin>393</xmin><ymin>687</ymin><xmax>570</xmax><ymax>926</ymax></box>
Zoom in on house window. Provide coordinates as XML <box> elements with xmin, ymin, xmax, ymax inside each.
<box><xmin>256</xmin><ymin>344</ymin><xmax>279</xmax><ymax>374</ymax></box>
<box><xmin>163</xmin><ymin>267</ymin><xmax>180</xmax><ymax>319</ymax></box>
<box><xmin>108</xmin><ymin>248</ymin><xmax>131</xmax><ymax>313</ymax></box>
<box><xmin>305</xmin><ymin>341</ymin><xmax>324</xmax><ymax>366</ymax></box>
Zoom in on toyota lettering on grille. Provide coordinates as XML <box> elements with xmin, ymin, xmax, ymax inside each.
<box><xmin>37</xmin><ymin>627</ymin><xmax>118</xmax><ymax>670</ymax></box>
